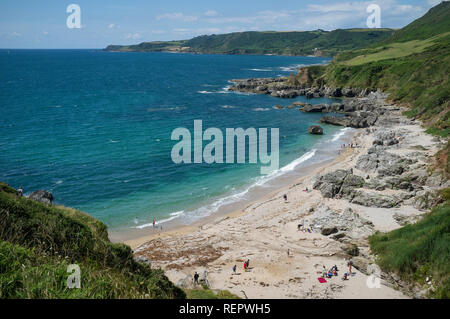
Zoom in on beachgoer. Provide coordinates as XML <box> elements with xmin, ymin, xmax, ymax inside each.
<box><xmin>17</xmin><ymin>186</ymin><xmax>23</xmax><ymax>197</ymax></box>
<box><xmin>298</xmin><ymin>223</ymin><xmax>303</xmax><ymax>231</ymax></box>
<box><xmin>322</xmin><ymin>266</ymin><xmax>327</xmax><ymax>277</ymax></box>
<box><xmin>194</xmin><ymin>272</ymin><xmax>199</xmax><ymax>284</ymax></box>
<box><xmin>153</xmin><ymin>219</ymin><xmax>155</xmax><ymax>228</ymax></box>
<box><xmin>244</xmin><ymin>261</ymin><xmax>247</xmax><ymax>272</ymax></box>
<box><xmin>342</xmin><ymin>273</ymin><xmax>348</xmax><ymax>280</ymax></box>
<box><xmin>246</xmin><ymin>259</ymin><xmax>250</xmax><ymax>268</ymax></box>
<box><xmin>287</xmin><ymin>249</ymin><xmax>290</xmax><ymax>256</ymax></box>
<box><xmin>232</xmin><ymin>265</ymin><xmax>236</xmax><ymax>274</ymax></box>
<box><xmin>283</xmin><ymin>194</ymin><xmax>287</xmax><ymax>202</ymax></box>
<box><xmin>348</xmin><ymin>260</ymin><xmax>352</xmax><ymax>274</ymax></box>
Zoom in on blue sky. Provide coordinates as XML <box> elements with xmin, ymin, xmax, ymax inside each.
<box><xmin>0</xmin><ymin>0</ymin><xmax>443</xmax><ymax>48</ymax></box>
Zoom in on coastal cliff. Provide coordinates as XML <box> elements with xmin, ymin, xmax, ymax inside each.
<box><xmin>104</xmin><ymin>29</ymin><xmax>394</xmax><ymax>56</ymax></box>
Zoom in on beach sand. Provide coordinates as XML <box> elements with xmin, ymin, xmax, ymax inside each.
<box><xmin>123</xmin><ymin>97</ymin><xmax>443</xmax><ymax>299</ymax></box>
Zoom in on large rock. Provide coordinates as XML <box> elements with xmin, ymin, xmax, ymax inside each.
<box><xmin>308</xmin><ymin>125</ymin><xmax>323</xmax><ymax>135</ymax></box>
<box><xmin>28</xmin><ymin>190</ymin><xmax>54</xmax><ymax>205</ymax></box>
<box><xmin>308</xmin><ymin>206</ymin><xmax>375</xmax><ymax>239</ymax></box>
<box><xmin>350</xmin><ymin>190</ymin><xmax>400</xmax><ymax>208</ymax></box>
<box><xmin>300</xmin><ymin>104</ymin><xmax>328</xmax><ymax>112</ymax></box>
<box><xmin>313</xmin><ymin>169</ymin><xmax>365</xmax><ymax>199</ymax></box>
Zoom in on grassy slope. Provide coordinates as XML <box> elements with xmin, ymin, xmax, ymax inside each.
<box><xmin>369</xmin><ymin>201</ymin><xmax>450</xmax><ymax>298</ymax></box>
<box><xmin>105</xmin><ymin>29</ymin><xmax>394</xmax><ymax>56</ymax></box>
<box><xmin>0</xmin><ymin>182</ymin><xmax>185</xmax><ymax>299</ymax></box>
<box><xmin>322</xmin><ymin>2</ymin><xmax>450</xmax><ymax>136</ymax></box>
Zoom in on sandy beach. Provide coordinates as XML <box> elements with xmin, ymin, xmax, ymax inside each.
<box><xmin>125</xmin><ymin>95</ymin><xmax>445</xmax><ymax>299</ymax></box>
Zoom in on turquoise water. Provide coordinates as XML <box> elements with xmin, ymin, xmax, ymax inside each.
<box><xmin>0</xmin><ymin>50</ymin><xmax>345</xmax><ymax>230</ymax></box>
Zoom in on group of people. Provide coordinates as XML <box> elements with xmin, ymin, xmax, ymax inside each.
<box><xmin>321</xmin><ymin>261</ymin><xmax>354</xmax><ymax>281</ymax></box>
<box><xmin>231</xmin><ymin>259</ymin><xmax>250</xmax><ymax>274</ymax></box>
<box><xmin>297</xmin><ymin>221</ymin><xmax>312</xmax><ymax>233</ymax></box>
<box><xmin>341</xmin><ymin>143</ymin><xmax>357</xmax><ymax>149</ymax></box>
<box><xmin>322</xmin><ymin>265</ymin><xmax>339</xmax><ymax>279</ymax></box>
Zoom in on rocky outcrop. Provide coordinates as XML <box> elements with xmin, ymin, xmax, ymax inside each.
<box><xmin>313</xmin><ymin>169</ymin><xmax>365</xmax><ymax>199</ymax></box>
<box><xmin>308</xmin><ymin>125</ymin><xmax>323</xmax><ymax>135</ymax></box>
<box><xmin>307</xmin><ymin>206</ymin><xmax>375</xmax><ymax>240</ymax></box>
<box><xmin>28</xmin><ymin>190</ymin><xmax>54</xmax><ymax>205</ymax></box>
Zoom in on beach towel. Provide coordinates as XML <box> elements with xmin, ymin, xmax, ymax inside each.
<box><xmin>318</xmin><ymin>277</ymin><xmax>327</xmax><ymax>283</ymax></box>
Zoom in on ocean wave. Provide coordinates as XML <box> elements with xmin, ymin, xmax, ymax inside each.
<box><xmin>198</xmin><ymin>85</ymin><xmax>232</xmax><ymax>95</ymax></box>
<box><xmin>221</xmin><ymin>105</ymin><xmax>236</xmax><ymax>109</ymax></box>
<box><xmin>245</xmin><ymin>68</ymin><xmax>272</xmax><ymax>72</ymax></box>
<box><xmin>135</xmin><ymin>210</ymin><xmax>184</xmax><ymax>229</ymax></box>
<box><xmin>331</xmin><ymin>127</ymin><xmax>352</xmax><ymax>142</ymax></box>
<box><xmin>252</xmin><ymin>108</ymin><xmax>271</xmax><ymax>112</ymax></box>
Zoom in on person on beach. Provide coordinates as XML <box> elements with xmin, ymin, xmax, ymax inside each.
<box><xmin>232</xmin><ymin>264</ymin><xmax>236</xmax><ymax>274</ymax></box>
<box><xmin>347</xmin><ymin>260</ymin><xmax>352</xmax><ymax>274</ymax></box>
<box><xmin>287</xmin><ymin>249</ymin><xmax>290</xmax><ymax>257</ymax></box>
<box><xmin>283</xmin><ymin>194</ymin><xmax>287</xmax><ymax>202</ymax></box>
<box><xmin>194</xmin><ymin>272</ymin><xmax>199</xmax><ymax>284</ymax></box>
<box><xmin>153</xmin><ymin>218</ymin><xmax>155</xmax><ymax>228</ymax></box>
<box><xmin>17</xmin><ymin>186</ymin><xmax>23</xmax><ymax>197</ymax></box>
<box><xmin>246</xmin><ymin>259</ymin><xmax>250</xmax><ymax>268</ymax></box>
<box><xmin>322</xmin><ymin>266</ymin><xmax>327</xmax><ymax>277</ymax></box>
<box><xmin>244</xmin><ymin>261</ymin><xmax>247</xmax><ymax>272</ymax></box>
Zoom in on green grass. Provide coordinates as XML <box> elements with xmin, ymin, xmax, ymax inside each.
<box><xmin>369</xmin><ymin>203</ymin><xmax>450</xmax><ymax>298</ymax></box>
<box><xmin>343</xmin><ymin>33</ymin><xmax>449</xmax><ymax>66</ymax></box>
<box><xmin>105</xmin><ymin>29</ymin><xmax>395</xmax><ymax>56</ymax></box>
<box><xmin>0</xmin><ymin>182</ymin><xmax>185</xmax><ymax>299</ymax></box>
<box><xmin>184</xmin><ymin>286</ymin><xmax>240</xmax><ymax>299</ymax></box>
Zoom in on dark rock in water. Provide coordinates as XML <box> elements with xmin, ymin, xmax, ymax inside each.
<box><xmin>300</xmin><ymin>104</ymin><xmax>327</xmax><ymax>112</ymax></box>
<box><xmin>28</xmin><ymin>190</ymin><xmax>54</xmax><ymax>205</ymax></box>
<box><xmin>274</xmin><ymin>105</ymin><xmax>284</xmax><ymax>110</ymax></box>
<box><xmin>308</xmin><ymin>125</ymin><xmax>324</xmax><ymax>135</ymax></box>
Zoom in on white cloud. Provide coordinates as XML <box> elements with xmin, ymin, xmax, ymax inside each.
<box><xmin>125</xmin><ymin>33</ymin><xmax>141</xmax><ymax>40</ymax></box>
<box><xmin>204</xmin><ymin>10</ymin><xmax>218</xmax><ymax>17</ymax></box>
<box><xmin>157</xmin><ymin>12</ymin><xmax>198</xmax><ymax>22</ymax></box>
<box><xmin>108</xmin><ymin>24</ymin><xmax>115</xmax><ymax>29</ymax></box>
<box><xmin>427</xmin><ymin>0</ymin><xmax>442</xmax><ymax>5</ymax></box>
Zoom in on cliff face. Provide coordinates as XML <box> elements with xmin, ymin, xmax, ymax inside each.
<box><xmin>0</xmin><ymin>182</ymin><xmax>185</xmax><ymax>299</ymax></box>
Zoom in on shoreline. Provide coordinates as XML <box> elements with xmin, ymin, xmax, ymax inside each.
<box><xmin>128</xmin><ymin>94</ymin><xmax>446</xmax><ymax>299</ymax></box>
<box><xmin>110</xmin><ymin>127</ymin><xmax>356</xmax><ymax>246</ymax></box>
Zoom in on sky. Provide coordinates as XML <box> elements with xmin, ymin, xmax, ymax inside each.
<box><xmin>0</xmin><ymin>0</ymin><xmax>444</xmax><ymax>48</ymax></box>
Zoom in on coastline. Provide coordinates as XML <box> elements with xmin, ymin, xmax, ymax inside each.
<box><xmin>110</xmin><ymin>127</ymin><xmax>356</xmax><ymax>245</ymax></box>
<box><xmin>126</xmin><ymin>94</ymin><xmax>446</xmax><ymax>299</ymax></box>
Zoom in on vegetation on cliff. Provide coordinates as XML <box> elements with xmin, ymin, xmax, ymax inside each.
<box><xmin>369</xmin><ymin>199</ymin><xmax>450</xmax><ymax>298</ymax></box>
<box><xmin>0</xmin><ymin>182</ymin><xmax>185</xmax><ymax>299</ymax></box>
<box><xmin>321</xmin><ymin>1</ymin><xmax>450</xmax><ymax>137</ymax></box>
<box><xmin>105</xmin><ymin>29</ymin><xmax>395</xmax><ymax>56</ymax></box>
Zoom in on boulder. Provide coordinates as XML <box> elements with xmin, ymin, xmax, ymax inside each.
<box><xmin>308</xmin><ymin>125</ymin><xmax>324</xmax><ymax>135</ymax></box>
<box><xmin>300</xmin><ymin>104</ymin><xmax>327</xmax><ymax>112</ymax></box>
<box><xmin>28</xmin><ymin>190</ymin><xmax>53</xmax><ymax>205</ymax></box>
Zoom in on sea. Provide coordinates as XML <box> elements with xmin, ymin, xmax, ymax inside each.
<box><xmin>0</xmin><ymin>49</ymin><xmax>352</xmax><ymax>234</ymax></box>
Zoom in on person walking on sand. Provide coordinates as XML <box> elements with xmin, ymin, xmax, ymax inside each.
<box><xmin>153</xmin><ymin>218</ymin><xmax>155</xmax><ymax>228</ymax></box>
<box><xmin>17</xmin><ymin>186</ymin><xmax>23</xmax><ymax>197</ymax></box>
<box><xmin>194</xmin><ymin>272</ymin><xmax>199</xmax><ymax>284</ymax></box>
<box><xmin>283</xmin><ymin>194</ymin><xmax>287</xmax><ymax>202</ymax></box>
<box><xmin>287</xmin><ymin>249</ymin><xmax>290</xmax><ymax>257</ymax></box>
<box><xmin>347</xmin><ymin>260</ymin><xmax>352</xmax><ymax>274</ymax></box>
<box><xmin>246</xmin><ymin>259</ymin><xmax>250</xmax><ymax>269</ymax></box>
<box><xmin>243</xmin><ymin>261</ymin><xmax>247</xmax><ymax>272</ymax></box>
<box><xmin>232</xmin><ymin>264</ymin><xmax>236</xmax><ymax>274</ymax></box>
